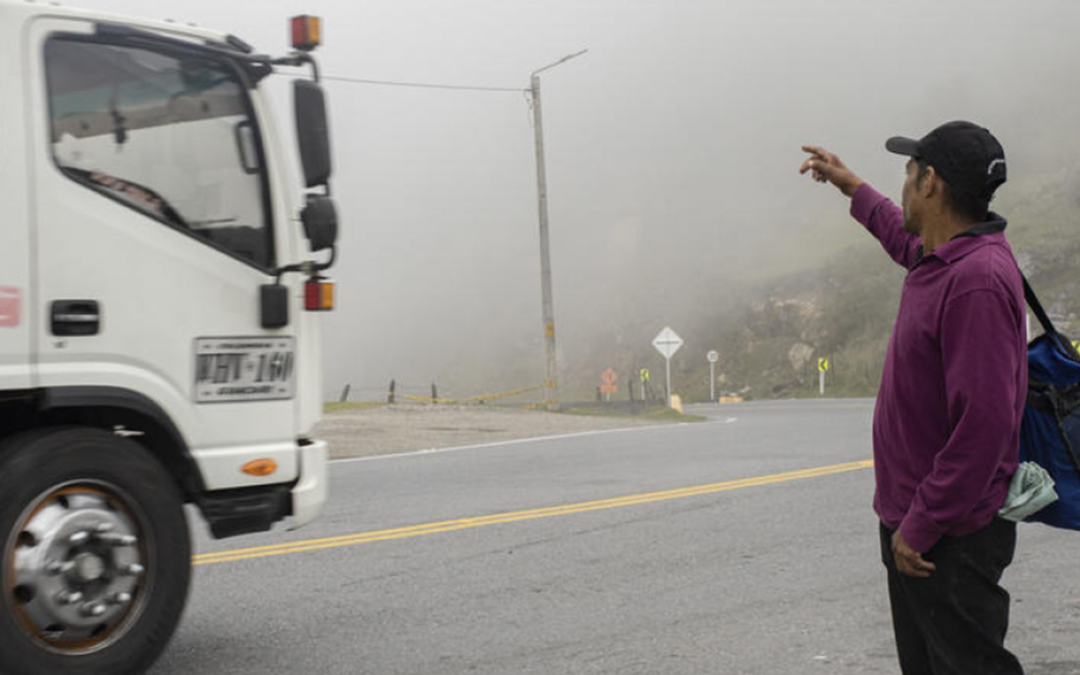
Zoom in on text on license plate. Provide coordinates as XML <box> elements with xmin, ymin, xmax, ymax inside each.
<box><xmin>194</xmin><ymin>337</ymin><xmax>295</xmax><ymax>403</ymax></box>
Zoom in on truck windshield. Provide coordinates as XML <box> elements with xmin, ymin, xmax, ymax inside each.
<box><xmin>44</xmin><ymin>37</ymin><xmax>273</xmax><ymax>269</ymax></box>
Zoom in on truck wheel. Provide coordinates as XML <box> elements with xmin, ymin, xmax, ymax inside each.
<box><xmin>0</xmin><ymin>427</ymin><xmax>191</xmax><ymax>675</ymax></box>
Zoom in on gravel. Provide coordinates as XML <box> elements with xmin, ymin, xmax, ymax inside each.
<box><xmin>314</xmin><ymin>404</ymin><xmax>660</xmax><ymax>460</ymax></box>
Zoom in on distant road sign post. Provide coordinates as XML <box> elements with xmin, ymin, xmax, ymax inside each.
<box><xmin>639</xmin><ymin>368</ymin><xmax>651</xmax><ymax>402</ymax></box>
<box><xmin>818</xmin><ymin>357</ymin><xmax>830</xmax><ymax>396</ymax></box>
<box><xmin>600</xmin><ymin>368</ymin><xmax>619</xmax><ymax>401</ymax></box>
<box><xmin>652</xmin><ymin>327</ymin><xmax>683</xmax><ymax>407</ymax></box>
<box><xmin>707</xmin><ymin>350</ymin><xmax>719</xmax><ymax>402</ymax></box>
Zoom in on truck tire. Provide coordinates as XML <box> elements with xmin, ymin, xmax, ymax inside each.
<box><xmin>0</xmin><ymin>427</ymin><xmax>191</xmax><ymax>675</ymax></box>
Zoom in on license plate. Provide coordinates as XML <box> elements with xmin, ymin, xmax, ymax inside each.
<box><xmin>194</xmin><ymin>337</ymin><xmax>295</xmax><ymax>403</ymax></box>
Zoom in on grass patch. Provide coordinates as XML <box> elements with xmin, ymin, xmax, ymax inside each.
<box><xmin>557</xmin><ymin>404</ymin><xmax>705</xmax><ymax>424</ymax></box>
<box><xmin>323</xmin><ymin>401</ymin><xmax>386</xmax><ymax>414</ymax></box>
<box><xmin>638</xmin><ymin>408</ymin><xmax>706</xmax><ymax>423</ymax></box>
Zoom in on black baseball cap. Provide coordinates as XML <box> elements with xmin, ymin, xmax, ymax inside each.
<box><xmin>885</xmin><ymin>121</ymin><xmax>1006</xmax><ymax>201</ymax></box>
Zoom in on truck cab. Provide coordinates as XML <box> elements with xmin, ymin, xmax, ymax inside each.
<box><xmin>0</xmin><ymin>4</ymin><xmax>336</xmax><ymax>674</ymax></box>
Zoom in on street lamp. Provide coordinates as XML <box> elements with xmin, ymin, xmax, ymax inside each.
<box><xmin>530</xmin><ymin>49</ymin><xmax>586</xmax><ymax>409</ymax></box>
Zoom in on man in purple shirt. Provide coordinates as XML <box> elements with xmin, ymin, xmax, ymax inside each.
<box><xmin>800</xmin><ymin>121</ymin><xmax>1026</xmax><ymax>675</ymax></box>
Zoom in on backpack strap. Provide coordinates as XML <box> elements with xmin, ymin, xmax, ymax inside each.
<box><xmin>1024</xmin><ymin>273</ymin><xmax>1079</xmax><ymax>356</ymax></box>
<box><xmin>1023</xmin><ymin>273</ymin><xmax>1057</xmax><ymax>336</ymax></box>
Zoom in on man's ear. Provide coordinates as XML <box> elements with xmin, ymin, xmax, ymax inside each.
<box><xmin>920</xmin><ymin>166</ymin><xmax>941</xmax><ymax>198</ymax></box>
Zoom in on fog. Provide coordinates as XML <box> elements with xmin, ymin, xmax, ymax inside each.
<box><xmin>68</xmin><ymin>0</ymin><xmax>1080</xmax><ymax>400</ymax></box>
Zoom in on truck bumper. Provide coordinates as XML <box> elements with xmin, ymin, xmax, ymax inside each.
<box><xmin>289</xmin><ymin>438</ymin><xmax>328</xmax><ymax>529</ymax></box>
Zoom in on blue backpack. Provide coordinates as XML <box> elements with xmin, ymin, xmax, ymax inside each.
<box><xmin>1020</xmin><ymin>276</ymin><xmax>1080</xmax><ymax>530</ymax></box>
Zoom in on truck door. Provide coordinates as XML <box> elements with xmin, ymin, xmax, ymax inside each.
<box><xmin>26</xmin><ymin>18</ymin><xmax>302</xmax><ymax>486</ymax></box>
<box><xmin>0</xmin><ymin>24</ymin><xmax>32</xmax><ymax>392</ymax></box>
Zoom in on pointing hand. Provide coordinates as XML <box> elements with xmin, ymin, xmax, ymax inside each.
<box><xmin>800</xmin><ymin>145</ymin><xmax>864</xmax><ymax>198</ymax></box>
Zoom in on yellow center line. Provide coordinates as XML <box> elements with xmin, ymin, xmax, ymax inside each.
<box><xmin>193</xmin><ymin>459</ymin><xmax>873</xmax><ymax>566</ymax></box>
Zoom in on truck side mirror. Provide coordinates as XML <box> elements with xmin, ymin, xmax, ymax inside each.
<box><xmin>301</xmin><ymin>194</ymin><xmax>337</xmax><ymax>252</ymax></box>
<box><xmin>294</xmin><ymin>79</ymin><xmax>332</xmax><ymax>188</ymax></box>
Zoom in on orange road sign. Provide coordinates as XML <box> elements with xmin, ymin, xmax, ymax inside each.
<box><xmin>601</xmin><ymin>368</ymin><xmax>618</xmax><ymax>394</ymax></box>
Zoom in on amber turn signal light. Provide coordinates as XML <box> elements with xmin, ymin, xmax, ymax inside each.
<box><xmin>241</xmin><ymin>459</ymin><xmax>279</xmax><ymax>477</ymax></box>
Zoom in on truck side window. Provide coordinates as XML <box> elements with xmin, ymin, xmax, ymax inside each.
<box><xmin>44</xmin><ymin>37</ymin><xmax>274</xmax><ymax>269</ymax></box>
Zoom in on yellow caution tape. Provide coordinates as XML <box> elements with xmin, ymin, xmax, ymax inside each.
<box><xmin>400</xmin><ymin>385</ymin><xmax>545</xmax><ymax>406</ymax></box>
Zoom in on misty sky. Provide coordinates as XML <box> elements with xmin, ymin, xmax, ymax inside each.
<box><xmin>67</xmin><ymin>0</ymin><xmax>1080</xmax><ymax>399</ymax></box>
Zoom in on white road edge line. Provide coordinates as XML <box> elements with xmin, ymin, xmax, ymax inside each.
<box><xmin>330</xmin><ymin>420</ymin><xmax>725</xmax><ymax>464</ymax></box>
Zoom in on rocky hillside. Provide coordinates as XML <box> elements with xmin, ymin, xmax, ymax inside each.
<box><xmin>561</xmin><ymin>164</ymin><xmax>1080</xmax><ymax>403</ymax></box>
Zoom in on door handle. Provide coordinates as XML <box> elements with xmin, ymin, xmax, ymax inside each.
<box><xmin>51</xmin><ymin>300</ymin><xmax>101</xmax><ymax>336</ymax></box>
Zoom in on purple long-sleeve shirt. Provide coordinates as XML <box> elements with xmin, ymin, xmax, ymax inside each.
<box><xmin>851</xmin><ymin>183</ymin><xmax>1026</xmax><ymax>553</ymax></box>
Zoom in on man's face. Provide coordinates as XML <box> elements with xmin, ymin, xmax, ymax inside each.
<box><xmin>901</xmin><ymin>158</ymin><xmax>922</xmax><ymax>235</ymax></box>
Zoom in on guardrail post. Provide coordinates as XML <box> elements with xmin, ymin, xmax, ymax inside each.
<box><xmin>431</xmin><ymin>383</ymin><xmax>438</xmax><ymax>405</ymax></box>
<box><xmin>339</xmin><ymin>384</ymin><xmax>350</xmax><ymax>402</ymax></box>
<box><xmin>388</xmin><ymin>379</ymin><xmax>396</xmax><ymax>404</ymax></box>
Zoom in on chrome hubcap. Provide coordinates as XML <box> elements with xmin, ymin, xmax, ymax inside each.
<box><xmin>6</xmin><ymin>485</ymin><xmax>146</xmax><ymax>652</ymax></box>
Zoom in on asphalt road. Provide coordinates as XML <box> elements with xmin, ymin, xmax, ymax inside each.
<box><xmin>152</xmin><ymin>399</ymin><xmax>1080</xmax><ymax>675</ymax></box>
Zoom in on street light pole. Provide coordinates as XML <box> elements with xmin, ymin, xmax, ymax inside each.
<box><xmin>530</xmin><ymin>49</ymin><xmax>586</xmax><ymax>410</ymax></box>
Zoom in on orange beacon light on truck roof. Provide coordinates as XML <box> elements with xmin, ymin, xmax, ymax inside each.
<box><xmin>291</xmin><ymin>15</ymin><xmax>322</xmax><ymax>52</ymax></box>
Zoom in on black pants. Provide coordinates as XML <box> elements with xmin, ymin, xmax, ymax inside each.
<box><xmin>880</xmin><ymin>519</ymin><xmax>1023</xmax><ymax>675</ymax></box>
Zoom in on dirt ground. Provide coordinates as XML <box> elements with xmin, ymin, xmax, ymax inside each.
<box><xmin>314</xmin><ymin>404</ymin><xmax>660</xmax><ymax>460</ymax></box>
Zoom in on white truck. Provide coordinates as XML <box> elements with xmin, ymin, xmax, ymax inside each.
<box><xmin>0</xmin><ymin>2</ymin><xmax>337</xmax><ymax>673</ymax></box>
